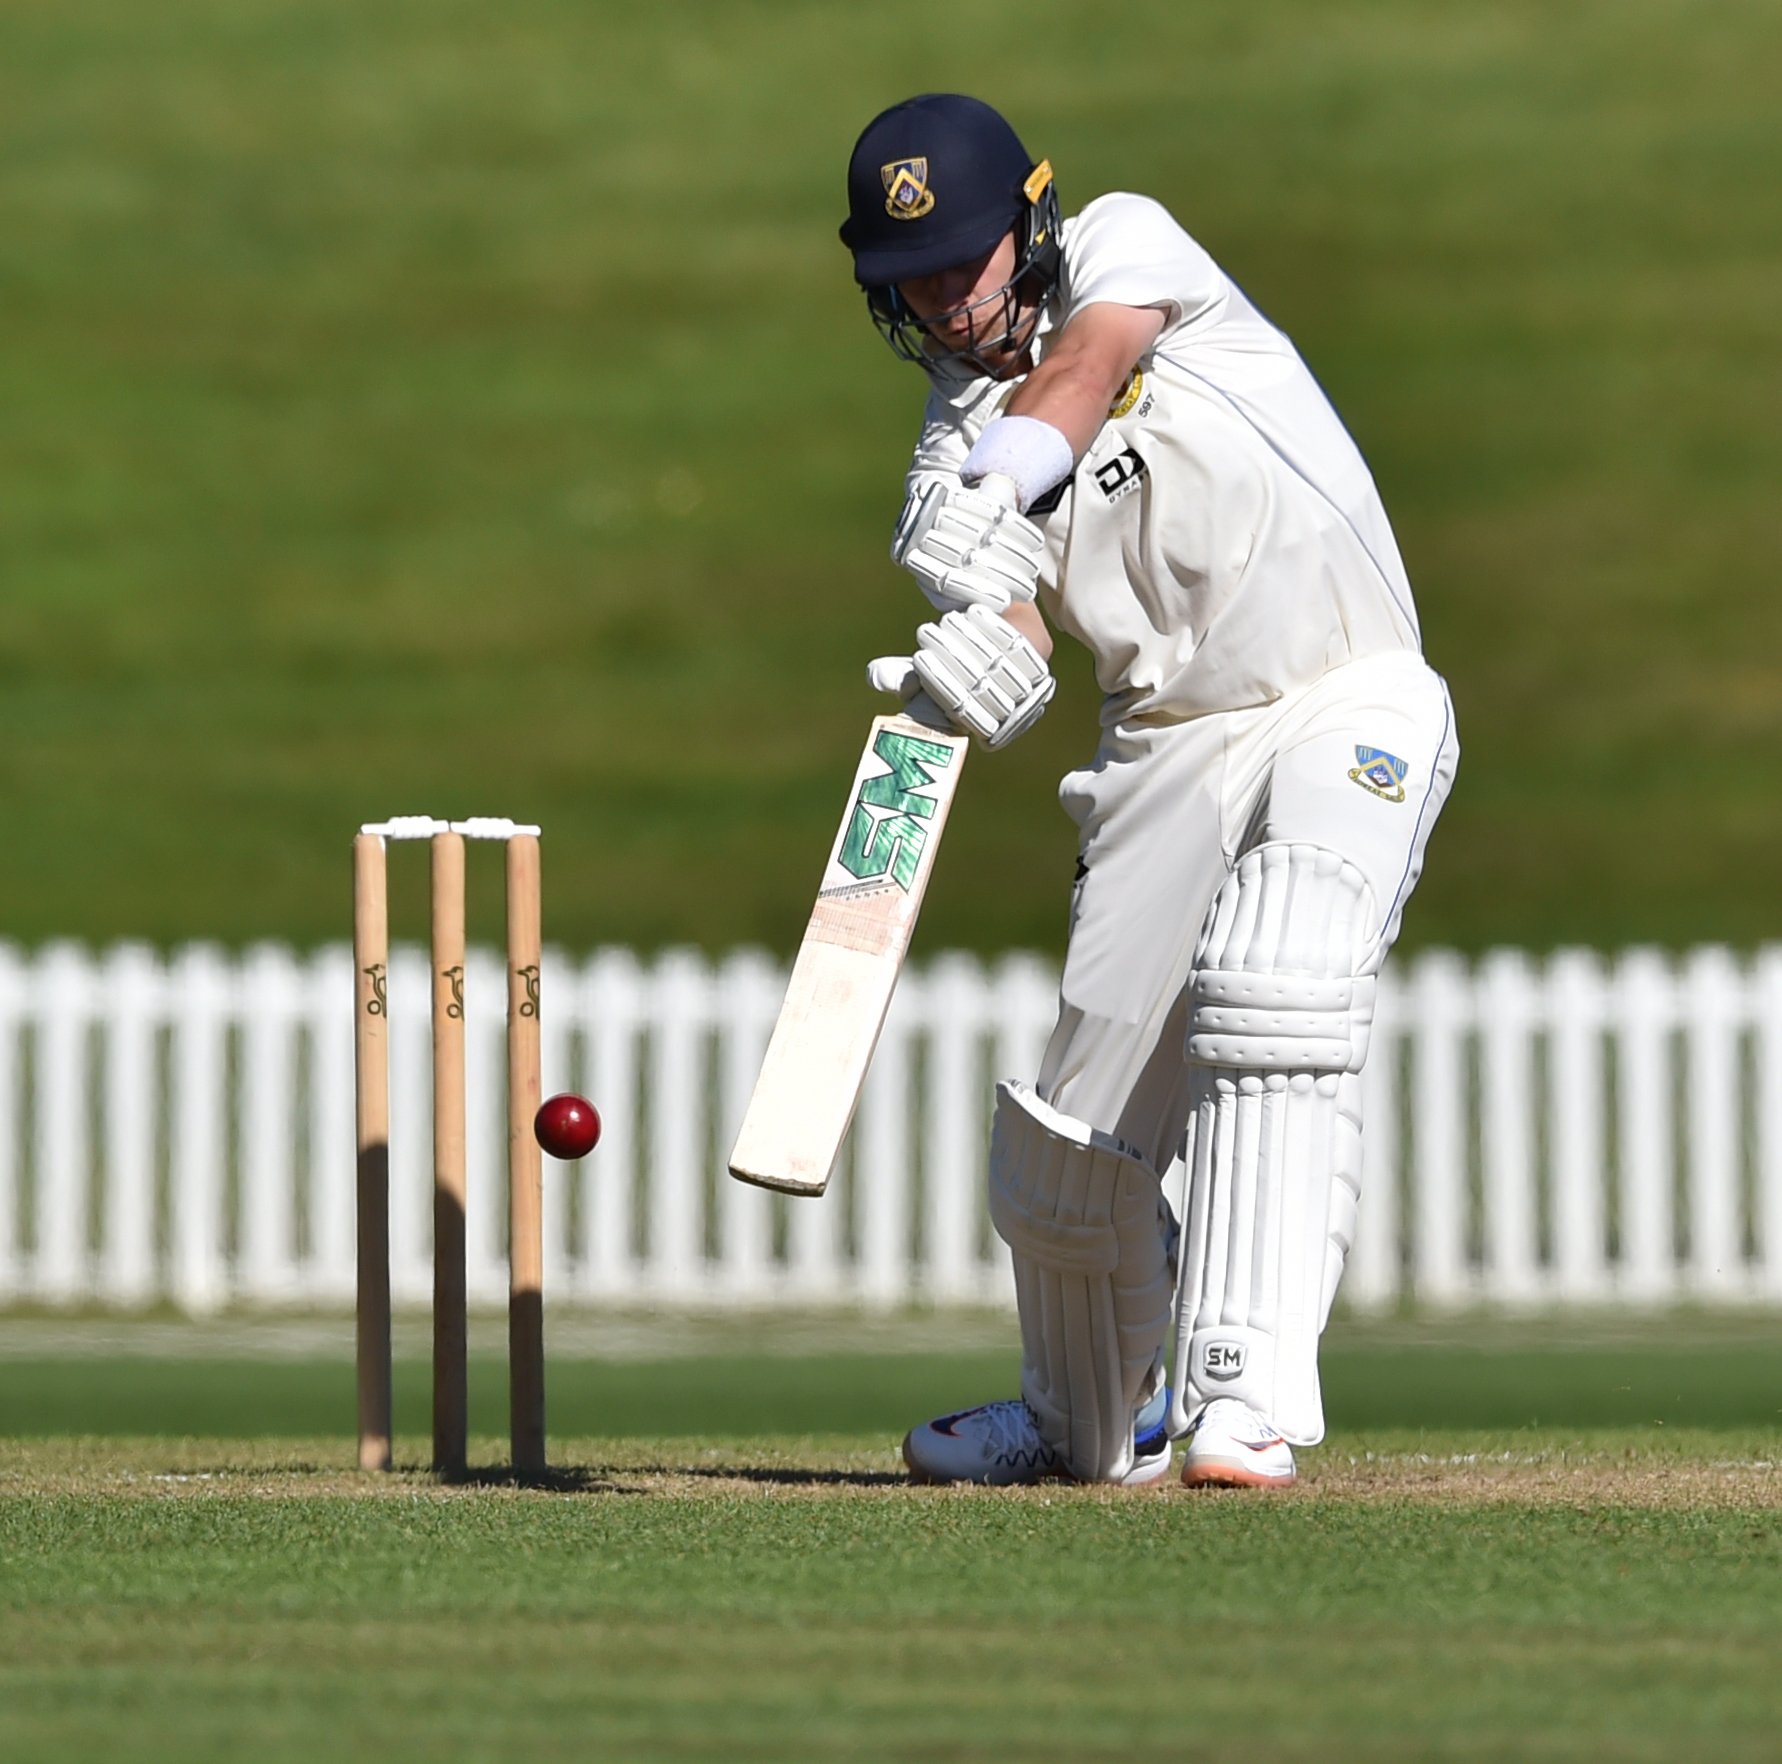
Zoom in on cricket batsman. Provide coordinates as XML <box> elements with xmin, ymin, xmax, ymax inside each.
<box><xmin>841</xmin><ymin>94</ymin><xmax>1459</xmax><ymax>1487</ymax></box>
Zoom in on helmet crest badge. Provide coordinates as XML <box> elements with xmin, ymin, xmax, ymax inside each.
<box><xmin>881</xmin><ymin>157</ymin><xmax>936</xmax><ymax>220</ymax></box>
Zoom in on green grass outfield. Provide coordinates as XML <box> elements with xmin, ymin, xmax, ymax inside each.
<box><xmin>4</xmin><ymin>1434</ymin><xmax>1781</xmax><ymax>1763</ymax></box>
<box><xmin>3</xmin><ymin>1</ymin><xmax>1780</xmax><ymax>955</ymax></box>
<box><xmin>2</xmin><ymin>1317</ymin><xmax>1779</xmax><ymax>1759</ymax></box>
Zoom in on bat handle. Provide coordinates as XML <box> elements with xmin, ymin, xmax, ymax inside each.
<box><xmin>976</xmin><ymin>471</ymin><xmax>1022</xmax><ymax>510</ymax></box>
<box><xmin>903</xmin><ymin>688</ymin><xmax>955</xmax><ymax>732</ymax></box>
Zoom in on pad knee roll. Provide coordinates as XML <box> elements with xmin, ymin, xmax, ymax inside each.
<box><xmin>989</xmin><ymin>1081</ymin><xmax>1171</xmax><ymax>1483</ymax></box>
<box><xmin>1186</xmin><ymin>843</ymin><xmax>1379</xmax><ymax>1073</ymax></box>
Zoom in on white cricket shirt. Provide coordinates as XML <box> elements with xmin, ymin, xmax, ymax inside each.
<box><xmin>901</xmin><ymin>193</ymin><xmax>1424</xmax><ymax>724</ymax></box>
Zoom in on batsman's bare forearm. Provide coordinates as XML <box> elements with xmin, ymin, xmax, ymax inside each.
<box><xmin>1004</xmin><ymin>302</ymin><xmax>1168</xmax><ymax>456</ymax></box>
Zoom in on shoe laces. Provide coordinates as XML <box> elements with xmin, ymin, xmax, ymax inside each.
<box><xmin>1190</xmin><ymin>1399</ymin><xmax>1281</xmax><ymax>1447</ymax></box>
<box><xmin>981</xmin><ymin>1400</ymin><xmax>1051</xmax><ymax>1463</ymax></box>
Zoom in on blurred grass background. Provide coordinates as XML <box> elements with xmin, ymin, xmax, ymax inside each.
<box><xmin>2</xmin><ymin>0</ymin><xmax>1777</xmax><ymax>956</ymax></box>
<box><xmin>6</xmin><ymin>1339</ymin><xmax>1780</xmax><ymax>1439</ymax></box>
<box><xmin>5</xmin><ymin>1313</ymin><xmax>1779</xmax><ymax>1436</ymax></box>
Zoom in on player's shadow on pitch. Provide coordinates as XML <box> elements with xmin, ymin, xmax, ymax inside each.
<box><xmin>428</xmin><ymin>1462</ymin><xmax>908</xmax><ymax>1491</ymax></box>
<box><xmin>669</xmin><ymin>1464</ymin><xmax>909</xmax><ymax>1488</ymax></box>
<box><xmin>438</xmin><ymin>1463</ymin><xmax>648</xmax><ymax>1494</ymax></box>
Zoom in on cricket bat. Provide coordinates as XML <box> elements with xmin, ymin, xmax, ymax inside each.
<box><xmin>728</xmin><ymin>707</ymin><xmax>969</xmax><ymax>1195</ymax></box>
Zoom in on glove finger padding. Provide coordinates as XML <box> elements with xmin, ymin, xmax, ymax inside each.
<box><xmin>892</xmin><ymin>482</ymin><xmax>1045</xmax><ymax>613</ymax></box>
<box><xmin>912</xmin><ymin>606</ymin><xmax>1055</xmax><ymax>749</ymax></box>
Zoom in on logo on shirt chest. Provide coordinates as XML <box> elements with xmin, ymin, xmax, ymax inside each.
<box><xmin>1093</xmin><ymin>446</ymin><xmax>1146</xmax><ymax>505</ymax></box>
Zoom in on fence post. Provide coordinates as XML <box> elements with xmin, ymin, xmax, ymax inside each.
<box><xmin>31</xmin><ymin>943</ymin><xmax>93</xmax><ymax>1303</ymax></box>
<box><xmin>99</xmin><ymin>943</ymin><xmax>161</xmax><ymax>1308</ymax></box>
<box><xmin>1756</xmin><ymin>947</ymin><xmax>1782</xmax><ymax>1302</ymax></box>
<box><xmin>1683</xmin><ymin>945</ymin><xmax>1744</xmax><ymax>1299</ymax></box>
<box><xmin>988</xmin><ymin>952</ymin><xmax>1054</xmax><ymax>1094</ymax></box>
<box><xmin>1479</xmin><ymin>947</ymin><xmax>1541</xmax><ymax>1304</ymax></box>
<box><xmin>0</xmin><ymin>945</ymin><xmax>22</xmax><ymax>1300</ymax></box>
<box><xmin>239</xmin><ymin>943</ymin><xmax>303</xmax><ymax>1302</ymax></box>
<box><xmin>647</xmin><ymin>950</ymin><xmax>708</xmax><ymax>1298</ymax></box>
<box><xmin>168</xmin><ymin>943</ymin><xmax>230</xmax><ymax>1313</ymax></box>
<box><xmin>1408</xmin><ymin>948</ymin><xmax>1471</xmax><ymax>1305</ymax></box>
<box><xmin>307</xmin><ymin>945</ymin><xmax>357</xmax><ymax>1303</ymax></box>
<box><xmin>580</xmin><ymin>948</ymin><xmax>642</xmax><ymax>1302</ymax></box>
<box><xmin>1614</xmin><ymin>948</ymin><xmax>1676</xmax><ymax>1302</ymax></box>
<box><xmin>1548</xmin><ymin>947</ymin><xmax>1609</xmax><ymax>1301</ymax></box>
<box><xmin>922</xmin><ymin>952</ymin><xmax>988</xmax><ymax>1303</ymax></box>
<box><xmin>713</xmin><ymin>948</ymin><xmax>782</xmax><ymax>1302</ymax></box>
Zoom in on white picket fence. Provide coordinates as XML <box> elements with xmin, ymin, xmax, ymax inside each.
<box><xmin>1</xmin><ymin>940</ymin><xmax>1780</xmax><ymax>1314</ymax></box>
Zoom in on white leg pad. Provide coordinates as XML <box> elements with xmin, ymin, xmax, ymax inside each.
<box><xmin>988</xmin><ymin>1079</ymin><xmax>1172</xmax><ymax>1483</ymax></box>
<box><xmin>1169</xmin><ymin>843</ymin><xmax>1379</xmax><ymax>1447</ymax></box>
<box><xmin>1324</xmin><ymin>1071</ymin><xmax>1363</xmax><ymax>1332</ymax></box>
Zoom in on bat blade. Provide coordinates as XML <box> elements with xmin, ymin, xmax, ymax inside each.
<box><xmin>728</xmin><ymin>710</ymin><xmax>968</xmax><ymax>1195</ymax></box>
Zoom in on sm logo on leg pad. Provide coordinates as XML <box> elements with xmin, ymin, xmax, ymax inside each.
<box><xmin>1200</xmin><ymin>1341</ymin><xmax>1247</xmax><ymax>1383</ymax></box>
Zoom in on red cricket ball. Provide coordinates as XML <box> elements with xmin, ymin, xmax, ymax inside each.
<box><xmin>534</xmin><ymin>1092</ymin><xmax>602</xmax><ymax>1160</ymax></box>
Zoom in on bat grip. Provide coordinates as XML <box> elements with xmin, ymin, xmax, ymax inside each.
<box><xmin>976</xmin><ymin>471</ymin><xmax>1022</xmax><ymax>510</ymax></box>
<box><xmin>902</xmin><ymin>688</ymin><xmax>955</xmax><ymax>732</ymax></box>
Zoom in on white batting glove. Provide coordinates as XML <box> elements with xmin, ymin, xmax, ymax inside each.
<box><xmin>865</xmin><ymin>654</ymin><xmax>921</xmax><ymax>699</ymax></box>
<box><xmin>867</xmin><ymin>606</ymin><xmax>1056</xmax><ymax>750</ymax></box>
<box><xmin>890</xmin><ymin>479</ymin><xmax>1045</xmax><ymax>613</ymax></box>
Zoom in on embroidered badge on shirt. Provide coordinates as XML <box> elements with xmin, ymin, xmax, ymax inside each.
<box><xmin>1108</xmin><ymin>369</ymin><xmax>1145</xmax><ymax>419</ymax></box>
<box><xmin>1349</xmin><ymin>745</ymin><xmax>1409</xmax><ymax>802</ymax></box>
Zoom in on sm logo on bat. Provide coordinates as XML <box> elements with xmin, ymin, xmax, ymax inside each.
<box><xmin>835</xmin><ymin>729</ymin><xmax>958</xmax><ymax>892</ymax></box>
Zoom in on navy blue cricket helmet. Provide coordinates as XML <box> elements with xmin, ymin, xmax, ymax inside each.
<box><xmin>839</xmin><ymin>94</ymin><xmax>1062</xmax><ymax>375</ymax></box>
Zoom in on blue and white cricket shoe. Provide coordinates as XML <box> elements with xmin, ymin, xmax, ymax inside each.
<box><xmin>902</xmin><ymin>1387</ymin><xmax>1175</xmax><ymax>1487</ymax></box>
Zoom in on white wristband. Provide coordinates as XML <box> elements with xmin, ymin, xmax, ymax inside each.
<box><xmin>960</xmin><ymin>416</ymin><xmax>1075</xmax><ymax>514</ymax></box>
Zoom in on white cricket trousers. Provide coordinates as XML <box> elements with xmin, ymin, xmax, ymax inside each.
<box><xmin>1036</xmin><ymin>648</ymin><xmax>1459</xmax><ymax>1171</ymax></box>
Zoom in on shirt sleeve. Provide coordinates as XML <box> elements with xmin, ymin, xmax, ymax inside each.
<box><xmin>905</xmin><ymin>394</ymin><xmax>970</xmax><ymax>486</ymax></box>
<box><xmin>890</xmin><ymin>396</ymin><xmax>971</xmax><ymax>559</ymax></box>
<box><xmin>1059</xmin><ymin>193</ymin><xmax>1227</xmax><ymax>337</ymax></box>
